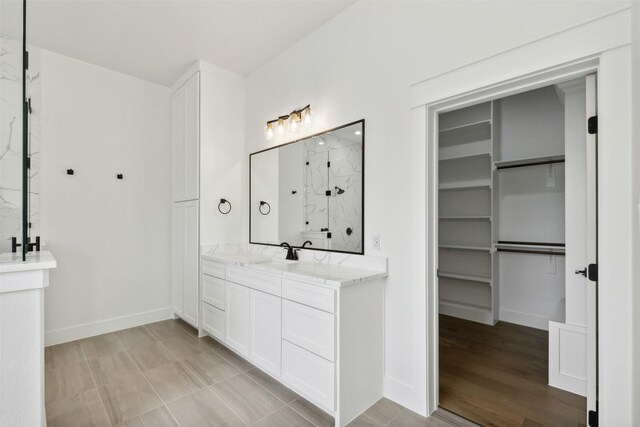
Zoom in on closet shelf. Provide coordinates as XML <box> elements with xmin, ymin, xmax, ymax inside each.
<box><xmin>438</xmin><ymin>272</ymin><xmax>491</xmax><ymax>284</ymax></box>
<box><xmin>439</xmin><ymin>119</ymin><xmax>491</xmax><ymax>133</ymax></box>
<box><xmin>439</xmin><ymin>244</ymin><xmax>491</xmax><ymax>252</ymax></box>
<box><xmin>438</xmin><ymin>179</ymin><xmax>491</xmax><ymax>190</ymax></box>
<box><xmin>439</xmin><ymin>215</ymin><xmax>491</xmax><ymax>220</ymax></box>
<box><xmin>439</xmin><ymin>140</ymin><xmax>491</xmax><ymax>161</ymax></box>
<box><xmin>494</xmin><ymin>153</ymin><xmax>565</xmax><ymax>170</ymax></box>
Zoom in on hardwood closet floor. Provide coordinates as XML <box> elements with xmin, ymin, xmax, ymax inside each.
<box><xmin>439</xmin><ymin>315</ymin><xmax>586</xmax><ymax>427</ymax></box>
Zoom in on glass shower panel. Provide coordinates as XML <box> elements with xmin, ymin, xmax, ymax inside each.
<box><xmin>0</xmin><ymin>0</ymin><xmax>25</xmax><ymax>256</ymax></box>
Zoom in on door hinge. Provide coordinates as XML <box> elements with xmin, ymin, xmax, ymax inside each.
<box><xmin>588</xmin><ymin>410</ymin><xmax>598</xmax><ymax>427</ymax></box>
<box><xmin>26</xmin><ymin>157</ymin><xmax>31</xmax><ymax>169</ymax></box>
<box><xmin>27</xmin><ymin>98</ymin><xmax>32</xmax><ymax>114</ymax></box>
<box><xmin>588</xmin><ymin>263</ymin><xmax>598</xmax><ymax>282</ymax></box>
<box><xmin>327</xmin><ymin>161</ymin><xmax>331</xmax><ymax>168</ymax></box>
<box><xmin>588</xmin><ymin>116</ymin><xmax>598</xmax><ymax>134</ymax></box>
<box><xmin>24</xmin><ymin>51</ymin><xmax>29</xmax><ymax>70</ymax></box>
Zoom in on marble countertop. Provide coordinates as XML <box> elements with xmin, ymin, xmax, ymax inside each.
<box><xmin>0</xmin><ymin>250</ymin><xmax>57</xmax><ymax>274</ymax></box>
<box><xmin>202</xmin><ymin>252</ymin><xmax>387</xmax><ymax>287</ymax></box>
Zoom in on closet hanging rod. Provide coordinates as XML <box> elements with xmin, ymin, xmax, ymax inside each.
<box><xmin>496</xmin><ymin>158</ymin><xmax>565</xmax><ymax>170</ymax></box>
<box><xmin>497</xmin><ymin>248</ymin><xmax>565</xmax><ymax>256</ymax></box>
<box><xmin>497</xmin><ymin>240</ymin><xmax>565</xmax><ymax>247</ymax></box>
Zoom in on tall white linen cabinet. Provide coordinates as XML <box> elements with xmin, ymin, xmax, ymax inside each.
<box><xmin>171</xmin><ymin>61</ymin><xmax>245</xmax><ymax>329</ymax></box>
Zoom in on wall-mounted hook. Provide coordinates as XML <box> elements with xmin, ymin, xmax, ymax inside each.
<box><xmin>291</xmin><ymin>190</ymin><xmax>297</xmax><ymax>195</ymax></box>
<box><xmin>218</xmin><ymin>198</ymin><xmax>232</xmax><ymax>215</ymax></box>
<box><xmin>116</xmin><ymin>174</ymin><xmax>124</xmax><ymax>180</ymax></box>
<box><xmin>66</xmin><ymin>169</ymin><xmax>74</xmax><ymax>175</ymax></box>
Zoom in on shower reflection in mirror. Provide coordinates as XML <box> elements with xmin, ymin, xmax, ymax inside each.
<box><xmin>250</xmin><ymin>120</ymin><xmax>364</xmax><ymax>254</ymax></box>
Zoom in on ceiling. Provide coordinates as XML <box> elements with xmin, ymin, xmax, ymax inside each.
<box><xmin>27</xmin><ymin>0</ymin><xmax>355</xmax><ymax>87</ymax></box>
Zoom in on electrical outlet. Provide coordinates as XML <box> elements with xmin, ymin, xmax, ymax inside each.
<box><xmin>372</xmin><ymin>234</ymin><xmax>381</xmax><ymax>250</ymax></box>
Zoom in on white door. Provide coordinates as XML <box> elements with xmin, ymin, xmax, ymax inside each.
<box><xmin>584</xmin><ymin>73</ymin><xmax>598</xmax><ymax>425</ymax></box>
<box><xmin>171</xmin><ymin>204</ymin><xmax>185</xmax><ymax>316</ymax></box>
<box><xmin>171</xmin><ymin>72</ymin><xmax>199</xmax><ymax>202</ymax></box>
<box><xmin>183</xmin><ymin>200</ymin><xmax>199</xmax><ymax>327</ymax></box>
<box><xmin>226</xmin><ymin>282</ymin><xmax>250</xmax><ymax>357</ymax></box>
<box><xmin>249</xmin><ymin>289</ymin><xmax>281</xmax><ymax>376</ymax></box>
<box><xmin>183</xmin><ymin>73</ymin><xmax>200</xmax><ymax>201</ymax></box>
<box><xmin>171</xmin><ymin>86</ymin><xmax>186</xmax><ymax>202</ymax></box>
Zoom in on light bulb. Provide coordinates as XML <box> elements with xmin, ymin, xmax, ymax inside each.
<box><xmin>264</xmin><ymin>122</ymin><xmax>274</xmax><ymax>141</ymax></box>
<box><xmin>302</xmin><ymin>106</ymin><xmax>312</xmax><ymax>128</ymax></box>
<box><xmin>288</xmin><ymin>112</ymin><xmax>300</xmax><ymax>133</ymax></box>
<box><xmin>276</xmin><ymin>117</ymin><xmax>286</xmax><ymax>137</ymax></box>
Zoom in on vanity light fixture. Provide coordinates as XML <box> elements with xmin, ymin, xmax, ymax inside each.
<box><xmin>264</xmin><ymin>105</ymin><xmax>312</xmax><ymax>140</ymax></box>
<box><xmin>276</xmin><ymin>116</ymin><xmax>287</xmax><ymax>138</ymax></box>
<box><xmin>264</xmin><ymin>120</ymin><xmax>276</xmax><ymax>141</ymax></box>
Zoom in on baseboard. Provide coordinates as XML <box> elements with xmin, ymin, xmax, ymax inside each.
<box><xmin>499</xmin><ymin>308</ymin><xmax>550</xmax><ymax>330</ymax></box>
<box><xmin>383</xmin><ymin>375</ymin><xmax>427</xmax><ymax>417</ymax></box>
<box><xmin>45</xmin><ymin>307</ymin><xmax>173</xmax><ymax>346</ymax></box>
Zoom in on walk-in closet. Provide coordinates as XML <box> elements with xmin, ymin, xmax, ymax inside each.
<box><xmin>437</xmin><ymin>79</ymin><xmax>590</xmax><ymax>426</ymax></box>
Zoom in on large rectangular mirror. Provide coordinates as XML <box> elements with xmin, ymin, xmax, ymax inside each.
<box><xmin>250</xmin><ymin>120</ymin><xmax>364</xmax><ymax>254</ymax></box>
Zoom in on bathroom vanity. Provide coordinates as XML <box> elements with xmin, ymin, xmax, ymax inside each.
<box><xmin>0</xmin><ymin>251</ymin><xmax>57</xmax><ymax>426</ymax></box>
<box><xmin>198</xmin><ymin>248</ymin><xmax>387</xmax><ymax>427</ymax></box>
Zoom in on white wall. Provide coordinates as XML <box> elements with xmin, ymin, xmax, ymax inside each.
<box><xmin>199</xmin><ymin>69</ymin><xmax>245</xmax><ymax>246</ymax></box>
<box><xmin>244</xmin><ymin>0</ymin><xmax>630</xmax><ymax>414</ymax></box>
<box><xmin>631</xmin><ymin>1</ymin><xmax>640</xmax><ymax>424</ymax></box>
<box><xmin>40</xmin><ymin>50</ymin><xmax>172</xmax><ymax>345</ymax></box>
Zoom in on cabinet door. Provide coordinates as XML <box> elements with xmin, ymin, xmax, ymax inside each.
<box><xmin>171</xmin><ymin>87</ymin><xmax>186</xmax><ymax>202</ymax></box>
<box><xmin>182</xmin><ymin>200</ymin><xmax>199</xmax><ymax>327</ymax></box>
<box><xmin>225</xmin><ymin>282</ymin><xmax>250</xmax><ymax>357</ymax></box>
<box><xmin>171</xmin><ymin>72</ymin><xmax>199</xmax><ymax>202</ymax></box>
<box><xmin>183</xmin><ymin>73</ymin><xmax>200</xmax><ymax>201</ymax></box>
<box><xmin>249</xmin><ymin>290</ymin><xmax>281</xmax><ymax>376</ymax></box>
<box><xmin>171</xmin><ymin>204</ymin><xmax>185</xmax><ymax>316</ymax></box>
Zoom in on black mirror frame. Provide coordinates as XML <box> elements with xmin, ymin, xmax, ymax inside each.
<box><xmin>249</xmin><ymin>119</ymin><xmax>365</xmax><ymax>255</ymax></box>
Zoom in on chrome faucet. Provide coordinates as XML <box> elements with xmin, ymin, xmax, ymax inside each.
<box><xmin>280</xmin><ymin>242</ymin><xmax>298</xmax><ymax>260</ymax></box>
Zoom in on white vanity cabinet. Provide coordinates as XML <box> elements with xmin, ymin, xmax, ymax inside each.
<box><xmin>199</xmin><ymin>257</ymin><xmax>384</xmax><ymax>427</ymax></box>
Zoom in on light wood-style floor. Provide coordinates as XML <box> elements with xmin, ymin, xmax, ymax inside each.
<box><xmin>439</xmin><ymin>314</ymin><xmax>587</xmax><ymax>427</ymax></box>
<box><xmin>45</xmin><ymin>318</ymin><xmax>472</xmax><ymax>427</ymax></box>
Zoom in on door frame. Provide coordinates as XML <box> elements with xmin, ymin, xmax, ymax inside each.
<box><xmin>411</xmin><ymin>8</ymin><xmax>633</xmax><ymax>423</ymax></box>
<box><xmin>426</xmin><ymin>57</ymin><xmax>599</xmax><ymax>417</ymax></box>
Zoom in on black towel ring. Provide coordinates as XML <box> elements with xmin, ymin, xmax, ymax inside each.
<box><xmin>259</xmin><ymin>201</ymin><xmax>271</xmax><ymax>215</ymax></box>
<box><xmin>218</xmin><ymin>199</ymin><xmax>232</xmax><ymax>214</ymax></box>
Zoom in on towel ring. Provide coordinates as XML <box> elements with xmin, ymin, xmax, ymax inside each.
<box><xmin>218</xmin><ymin>199</ymin><xmax>232</xmax><ymax>215</ymax></box>
<box><xmin>259</xmin><ymin>201</ymin><xmax>271</xmax><ymax>215</ymax></box>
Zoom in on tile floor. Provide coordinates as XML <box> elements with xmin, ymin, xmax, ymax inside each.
<box><xmin>45</xmin><ymin>318</ymin><xmax>474</xmax><ymax>427</ymax></box>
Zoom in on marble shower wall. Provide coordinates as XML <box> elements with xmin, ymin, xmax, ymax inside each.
<box><xmin>303</xmin><ymin>133</ymin><xmax>362</xmax><ymax>253</ymax></box>
<box><xmin>0</xmin><ymin>36</ymin><xmax>40</xmax><ymax>254</ymax></box>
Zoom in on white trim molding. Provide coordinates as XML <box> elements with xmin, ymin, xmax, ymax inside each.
<box><xmin>411</xmin><ymin>7</ymin><xmax>633</xmax><ymax>425</ymax></box>
<box><xmin>45</xmin><ymin>307</ymin><xmax>173</xmax><ymax>346</ymax></box>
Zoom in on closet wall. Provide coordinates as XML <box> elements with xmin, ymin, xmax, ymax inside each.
<box><xmin>494</xmin><ymin>87</ymin><xmax>566</xmax><ymax>330</ymax></box>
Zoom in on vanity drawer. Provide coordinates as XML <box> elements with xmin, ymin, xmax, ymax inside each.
<box><xmin>226</xmin><ymin>265</ymin><xmax>281</xmax><ymax>297</ymax></box>
<box><xmin>202</xmin><ymin>259</ymin><xmax>226</xmax><ymax>279</ymax></box>
<box><xmin>201</xmin><ymin>302</ymin><xmax>225</xmax><ymax>342</ymax></box>
<box><xmin>282</xmin><ymin>278</ymin><xmax>336</xmax><ymax>313</ymax></box>
<box><xmin>201</xmin><ymin>275</ymin><xmax>226</xmax><ymax>310</ymax></box>
<box><xmin>282</xmin><ymin>300</ymin><xmax>335</xmax><ymax>362</ymax></box>
<box><xmin>282</xmin><ymin>340</ymin><xmax>335</xmax><ymax>412</ymax></box>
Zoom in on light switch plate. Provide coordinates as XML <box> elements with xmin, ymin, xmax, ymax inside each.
<box><xmin>372</xmin><ymin>234</ymin><xmax>381</xmax><ymax>250</ymax></box>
